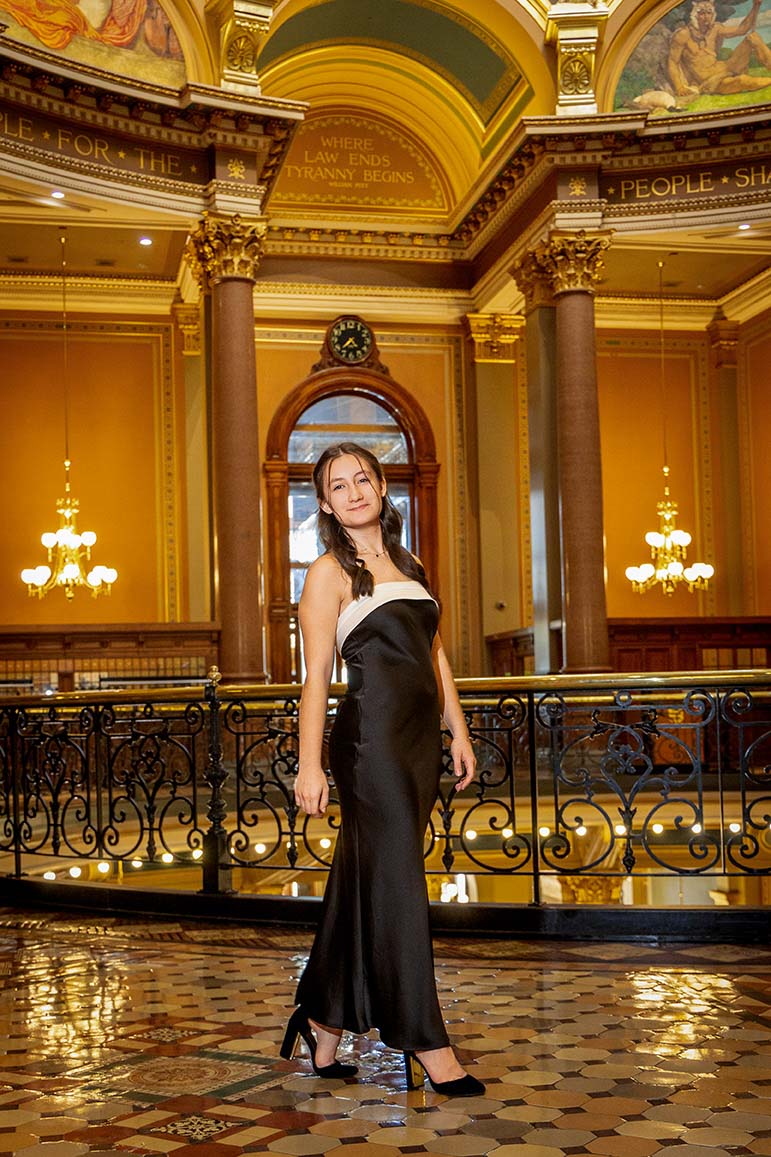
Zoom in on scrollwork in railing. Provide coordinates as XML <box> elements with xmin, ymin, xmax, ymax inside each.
<box><xmin>1</xmin><ymin>673</ymin><xmax>771</xmax><ymax>899</ymax></box>
<box><xmin>0</xmin><ymin>707</ymin><xmax>12</xmax><ymax>852</ymax></box>
<box><xmin>722</xmin><ymin>686</ymin><xmax>771</xmax><ymax>873</ymax></box>
<box><xmin>220</xmin><ymin>695</ymin><xmax>345</xmax><ymax>875</ymax></box>
<box><xmin>15</xmin><ymin>703</ymin><xmax>95</xmax><ymax>858</ymax></box>
<box><xmin>99</xmin><ymin>700</ymin><xmax>205</xmax><ymax>862</ymax></box>
<box><xmin>435</xmin><ymin>694</ymin><xmax>532</xmax><ymax>874</ymax></box>
<box><xmin>222</xmin><ymin>697</ymin><xmax>298</xmax><ymax>868</ymax></box>
<box><xmin>536</xmin><ymin>686</ymin><xmax>721</xmax><ymax>875</ymax></box>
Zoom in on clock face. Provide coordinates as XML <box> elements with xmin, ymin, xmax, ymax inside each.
<box><xmin>329</xmin><ymin>316</ymin><xmax>374</xmax><ymax>363</ymax></box>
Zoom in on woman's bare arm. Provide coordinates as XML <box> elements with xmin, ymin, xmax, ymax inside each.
<box><xmin>295</xmin><ymin>557</ymin><xmax>346</xmax><ymax>818</ymax></box>
<box><xmin>432</xmin><ymin>633</ymin><xmax>476</xmax><ymax>791</ymax></box>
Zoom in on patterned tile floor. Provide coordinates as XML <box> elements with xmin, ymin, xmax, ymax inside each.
<box><xmin>0</xmin><ymin>909</ymin><xmax>770</xmax><ymax>1156</ymax></box>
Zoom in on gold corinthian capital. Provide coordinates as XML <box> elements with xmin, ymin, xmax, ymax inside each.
<box><xmin>185</xmin><ymin>212</ymin><xmax>267</xmax><ymax>288</ymax></box>
<box><xmin>513</xmin><ymin>229</ymin><xmax>611</xmax><ymax>302</ymax></box>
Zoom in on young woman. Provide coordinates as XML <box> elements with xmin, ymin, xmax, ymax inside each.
<box><xmin>280</xmin><ymin>442</ymin><xmax>484</xmax><ymax>1097</ymax></box>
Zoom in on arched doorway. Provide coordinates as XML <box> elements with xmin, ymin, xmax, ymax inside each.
<box><xmin>264</xmin><ymin>368</ymin><xmax>439</xmax><ymax>682</ymax></box>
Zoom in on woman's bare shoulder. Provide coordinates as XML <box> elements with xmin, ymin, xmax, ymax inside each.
<box><xmin>302</xmin><ymin>553</ymin><xmax>348</xmax><ymax>598</ymax></box>
<box><xmin>308</xmin><ymin>552</ymin><xmax>345</xmax><ymax>580</ymax></box>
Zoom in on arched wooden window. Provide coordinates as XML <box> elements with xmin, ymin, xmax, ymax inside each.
<box><xmin>264</xmin><ymin>369</ymin><xmax>438</xmax><ymax>683</ymax></box>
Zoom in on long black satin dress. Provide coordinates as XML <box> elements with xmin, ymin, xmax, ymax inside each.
<box><xmin>295</xmin><ymin>579</ymin><xmax>450</xmax><ymax>1052</ymax></box>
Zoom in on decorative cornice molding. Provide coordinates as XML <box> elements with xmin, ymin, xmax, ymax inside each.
<box><xmin>0</xmin><ymin>270</ymin><xmax>176</xmax><ymax>313</ymax></box>
<box><xmin>249</xmin><ymin>283</ymin><xmax>473</xmax><ymax>324</ymax></box>
<box><xmin>0</xmin><ymin>40</ymin><xmax>305</xmax><ymax>126</ymax></box>
<box><xmin>264</xmin><ymin>225</ymin><xmax>461</xmax><ymax>262</ymax></box>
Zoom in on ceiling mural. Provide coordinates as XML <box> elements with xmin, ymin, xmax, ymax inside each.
<box><xmin>615</xmin><ymin>0</ymin><xmax>771</xmax><ymax>113</ymax></box>
<box><xmin>259</xmin><ymin>0</ymin><xmax>523</xmax><ymax>124</ymax></box>
<box><xmin>0</xmin><ymin>0</ymin><xmax>185</xmax><ymax>84</ymax></box>
<box><xmin>270</xmin><ymin>110</ymin><xmax>452</xmax><ymax>218</ymax></box>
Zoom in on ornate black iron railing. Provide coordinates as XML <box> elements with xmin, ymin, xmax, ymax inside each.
<box><xmin>1</xmin><ymin>671</ymin><xmax>770</xmax><ymax>914</ymax></box>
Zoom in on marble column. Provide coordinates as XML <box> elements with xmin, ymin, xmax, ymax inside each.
<box><xmin>514</xmin><ymin>230</ymin><xmax>611</xmax><ymax>673</ymax></box>
<box><xmin>508</xmin><ymin>263</ymin><xmax>561</xmax><ymax>673</ymax></box>
<box><xmin>465</xmin><ymin>313</ymin><xmax>526</xmax><ymax>672</ymax></box>
<box><xmin>186</xmin><ymin>213</ymin><xmax>268</xmax><ymax>683</ymax></box>
<box><xmin>172</xmin><ymin>299</ymin><xmax>211</xmax><ymax>623</ymax></box>
<box><xmin>707</xmin><ymin>308</ymin><xmax>743</xmax><ymax>614</ymax></box>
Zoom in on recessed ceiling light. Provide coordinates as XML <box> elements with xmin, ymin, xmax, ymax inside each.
<box><xmin>139</xmin><ymin>236</ymin><xmax>153</xmax><ymax>246</ymax></box>
<box><xmin>50</xmin><ymin>190</ymin><xmax>65</xmax><ymax>200</ymax></box>
<box><xmin>739</xmin><ymin>223</ymin><xmax>751</xmax><ymax>230</ymax></box>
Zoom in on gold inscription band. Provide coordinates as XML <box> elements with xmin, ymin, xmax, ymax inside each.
<box><xmin>602</xmin><ymin>159</ymin><xmax>771</xmax><ymax>203</ymax></box>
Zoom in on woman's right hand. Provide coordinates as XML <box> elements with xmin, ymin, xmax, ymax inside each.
<box><xmin>295</xmin><ymin>765</ymin><xmax>330</xmax><ymax>818</ymax></box>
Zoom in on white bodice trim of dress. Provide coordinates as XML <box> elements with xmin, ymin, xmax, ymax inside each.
<box><xmin>336</xmin><ymin>580</ymin><xmax>436</xmax><ymax>652</ymax></box>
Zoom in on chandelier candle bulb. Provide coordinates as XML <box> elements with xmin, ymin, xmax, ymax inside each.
<box><xmin>626</xmin><ymin>464</ymin><xmax>714</xmax><ymax>596</ymax></box>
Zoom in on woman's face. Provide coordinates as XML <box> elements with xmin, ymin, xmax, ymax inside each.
<box><xmin>320</xmin><ymin>453</ymin><xmax>386</xmax><ymax>530</ymax></box>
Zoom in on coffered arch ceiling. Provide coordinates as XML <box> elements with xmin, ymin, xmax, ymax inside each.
<box><xmin>258</xmin><ymin>0</ymin><xmax>556</xmax><ymax>222</ymax></box>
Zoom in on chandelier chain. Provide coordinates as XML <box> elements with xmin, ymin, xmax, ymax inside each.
<box><xmin>658</xmin><ymin>259</ymin><xmax>668</xmax><ymax>473</ymax></box>
<box><xmin>624</xmin><ymin>258</ymin><xmax>714</xmax><ymax>597</ymax></box>
<box><xmin>61</xmin><ymin>230</ymin><xmax>70</xmax><ymax>467</ymax></box>
<box><xmin>20</xmin><ymin>230</ymin><xmax>118</xmax><ymax>600</ymax></box>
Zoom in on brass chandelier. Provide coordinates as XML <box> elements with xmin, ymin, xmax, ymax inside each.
<box><xmin>625</xmin><ymin>261</ymin><xmax>714</xmax><ymax>597</ymax></box>
<box><xmin>21</xmin><ymin>232</ymin><xmax>118</xmax><ymax>600</ymax></box>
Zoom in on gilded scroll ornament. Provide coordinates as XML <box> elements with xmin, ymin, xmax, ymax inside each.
<box><xmin>545</xmin><ymin>1</ymin><xmax>606</xmax><ymax>113</ymax></box>
<box><xmin>226</xmin><ymin>33</ymin><xmax>256</xmax><ymax>73</ymax></box>
<box><xmin>465</xmin><ymin>313</ymin><xmax>524</xmax><ymax>363</ymax></box>
<box><xmin>510</xmin><ymin>250</ymin><xmax>557</xmax><ymax>310</ymax></box>
<box><xmin>560</xmin><ymin>49</ymin><xmax>592</xmax><ymax>95</ymax></box>
<box><xmin>185</xmin><ymin>212</ymin><xmax>267</xmax><ymax>287</ymax></box>
<box><xmin>172</xmin><ymin>303</ymin><xmax>201</xmax><ymax>354</ymax></box>
<box><xmin>544</xmin><ymin>229</ymin><xmax>610</xmax><ymax>293</ymax></box>
<box><xmin>207</xmin><ymin>0</ymin><xmax>275</xmax><ymax>86</ymax></box>
<box><xmin>514</xmin><ymin>229</ymin><xmax>611</xmax><ymax>299</ymax></box>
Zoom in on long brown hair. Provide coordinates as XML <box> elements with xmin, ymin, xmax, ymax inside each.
<box><xmin>313</xmin><ymin>441</ymin><xmax>432</xmax><ymax>599</ymax></box>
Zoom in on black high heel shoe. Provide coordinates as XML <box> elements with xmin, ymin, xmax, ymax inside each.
<box><xmin>280</xmin><ymin>1007</ymin><xmax>358</xmax><ymax>1078</ymax></box>
<box><xmin>404</xmin><ymin>1051</ymin><xmax>485</xmax><ymax>1097</ymax></box>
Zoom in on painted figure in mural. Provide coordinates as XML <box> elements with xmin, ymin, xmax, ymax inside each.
<box><xmin>668</xmin><ymin>0</ymin><xmax>771</xmax><ymax>95</ymax></box>
<box><xmin>0</xmin><ymin>0</ymin><xmax>181</xmax><ymax>55</ymax></box>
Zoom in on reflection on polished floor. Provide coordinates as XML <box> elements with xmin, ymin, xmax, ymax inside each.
<box><xmin>0</xmin><ymin>910</ymin><xmax>770</xmax><ymax>1156</ymax></box>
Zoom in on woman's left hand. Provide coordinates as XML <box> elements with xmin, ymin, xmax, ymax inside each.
<box><xmin>450</xmin><ymin>733</ymin><xmax>476</xmax><ymax>791</ymax></box>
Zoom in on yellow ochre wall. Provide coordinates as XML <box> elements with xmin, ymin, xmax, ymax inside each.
<box><xmin>741</xmin><ymin>318</ymin><xmax>771</xmax><ymax>617</ymax></box>
<box><xmin>3</xmin><ymin>309</ymin><xmax>770</xmax><ymax>643</ymax></box>
<box><xmin>598</xmin><ymin>330</ymin><xmax>714</xmax><ymax>619</ymax></box>
<box><xmin>0</xmin><ymin>316</ymin><xmax>184</xmax><ymax>625</ymax></box>
<box><xmin>598</xmin><ymin>322</ymin><xmax>770</xmax><ymax>619</ymax></box>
